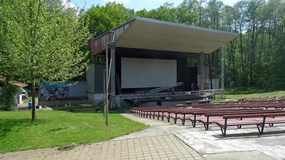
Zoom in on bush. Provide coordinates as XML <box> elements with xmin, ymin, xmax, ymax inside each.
<box><xmin>0</xmin><ymin>83</ymin><xmax>19</xmax><ymax>111</ymax></box>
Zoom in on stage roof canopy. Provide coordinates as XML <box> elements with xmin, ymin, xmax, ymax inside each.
<box><xmin>91</xmin><ymin>17</ymin><xmax>238</xmax><ymax>55</ymax></box>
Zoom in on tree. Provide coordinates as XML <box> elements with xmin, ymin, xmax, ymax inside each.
<box><xmin>85</xmin><ymin>2</ymin><xmax>135</xmax><ymax>37</ymax></box>
<box><xmin>207</xmin><ymin>0</ymin><xmax>224</xmax><ymax>29</ymax></box>
<box><xmin>0</xmin><ymin>82</ymin><xmax>19</xmax><ymax>111</ymax></box>
<box><xmin>137</xmin><ymin>3</ymin><xmax>178</xmax><ymax>23</ymax></box>
<box><xmin>176</xmin><ymin>0</ymin><xmax>199</xmax><ymax>25</ymax></box>
<box><xmin>0</xmin><ymin>0</ymin><xmax>91</xmax><ymax>121</ymax></box>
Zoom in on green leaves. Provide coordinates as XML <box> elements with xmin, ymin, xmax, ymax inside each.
<box><xmin>0</xmin><ymin>83</ymin><xmax>19</xmax><ymax>111</ymax></box>
<box><xmin>0</xmin><ymin>0</ymin><xmax>91</xmax><ymax>119</ymax></box>
<box><xmin>84</xmin><ymin>2</ymin><xmax>135</xmax><ymax>37</ymax></box>
<box><xmin>0</xmin><ymin>0</ymin><xmax>91</xmax><ymax>84</ymax></box>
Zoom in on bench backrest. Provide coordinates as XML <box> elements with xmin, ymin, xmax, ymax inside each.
<box><xmin>223</xmin><ymin>111</ymin><xmax>285</xmax><ymax>119</ymax></box>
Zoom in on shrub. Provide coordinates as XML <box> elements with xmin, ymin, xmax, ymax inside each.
<box><xmin>0</xmin><ymin>83</ymin><xmax>19</xmax><ymax>111</ymax></box>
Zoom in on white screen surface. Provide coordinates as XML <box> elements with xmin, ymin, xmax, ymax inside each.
<box><xmin>121</xmin><ymin>58</ymin><xmax>177</xmax><ymax>88</ymax></box>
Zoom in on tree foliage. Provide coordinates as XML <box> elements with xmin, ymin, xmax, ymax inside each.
<box><xmin>83</xmin><ymin>0</ymin><xmax>285</xmax><ymax>89</ymax></box>
<box><xmin>0</xmin><ymin>0</ymin><xmax>91</xmax><ymax>120</ymax></box>
<box><xmin>84</xmin><ymin>2</ymin><xmax>135</xmax><ymax>37</ymax></box>
<box><xmin>0</xmin><ymin>82</ymin><xmax>19</xmax><ymax>111</ymax></box>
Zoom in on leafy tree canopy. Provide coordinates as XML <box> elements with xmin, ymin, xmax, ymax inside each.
<box><xmin>0</xmin><ymin>0</ymin><xmax>91</xmax><ymax>120</ymax></box>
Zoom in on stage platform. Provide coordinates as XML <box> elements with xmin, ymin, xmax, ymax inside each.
<box><xmin>114</xmin><ymin>90</ymin><xmax>214</xmax><ymax>107</ymax></box>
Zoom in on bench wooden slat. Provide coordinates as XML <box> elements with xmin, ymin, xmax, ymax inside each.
<box><xmin>217</xmin><ymin>112</ymin><xmax>285</xmax><ymax>136</ymax></box>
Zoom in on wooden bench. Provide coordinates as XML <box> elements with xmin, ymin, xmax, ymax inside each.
<box><xmin>166</xmin><ymin>108</ymin><xmax>261</xmax><ymax>126</ymax></box>
<box><xmin>200</xmin><ymin>109</ymin><xmax>282</xmax><ymax>130</ymax></box>
<box><xmin>181</xmin><ymin>108</ymin><xmax>262</xmax><ymax>127</ymax></box>
<box><xmin>216</xmin><ymin>111</ymin><xmax>285</xmax><ymax>136</ymax></box>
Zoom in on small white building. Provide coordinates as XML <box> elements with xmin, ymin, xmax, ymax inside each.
<box><xmin>0</xmin><ymin>78</ymin><xmax>28</xmax><ymax>105</ymax></box>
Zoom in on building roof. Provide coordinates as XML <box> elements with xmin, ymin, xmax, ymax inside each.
<box><xmin>0</xmin><ymin>78</ymin><xmax>28</xmax><ymax>87</ymax></box>
<box><xmin>91</xmin><ymin>17</ymin><xmax>238</xmax><ymax>55</ymax></box>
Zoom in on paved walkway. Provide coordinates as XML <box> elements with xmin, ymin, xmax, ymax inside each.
<box><xmin>0</xmin><ymin>114</ymin><xmax>204</xmax><ymax>160</ymax></box>
<box><xmin>0</xmin><ymin>135</ymin><xmax>203</xmax><ymax>160</ymax></box>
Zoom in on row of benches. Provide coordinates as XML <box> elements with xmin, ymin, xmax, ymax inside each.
<box><xmin>130</xmin><ymin>102</ymin><xmax>285</xmax><ymax>136</ymax></box>
<box><xmin>238</xmin><ymin>96</ymin><xmax>285</xmax><ymax>102</ymax></box>
<box><xmin>217</xmin><ymin>99</ymin><xmax>285</xmax><ymax>105</ymax></box>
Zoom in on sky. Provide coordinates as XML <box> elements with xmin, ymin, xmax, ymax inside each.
<box><xmin>68</xmin><ymin>0</ymin><xmax>241</xmax><ymax>11</ymax></box>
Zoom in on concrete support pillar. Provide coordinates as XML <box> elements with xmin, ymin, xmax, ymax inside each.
<box><xmin>200</xmin><ymin>53</ymin><xmax>205</xmax><ymax>90</ymax></box>
<box><xmin>110</xmin><ymin>44</ymin><xmax>116</xmax><ymax>97</ymax></box>
<box><xmin>221</xmin><ymin>47</ymin><xmax>225</xmax><ymax>99</ymax></box>
<box><xmin>105</xmin><ymin>44</ymin><xmax>109</xmax><ymax>125</ymax></box>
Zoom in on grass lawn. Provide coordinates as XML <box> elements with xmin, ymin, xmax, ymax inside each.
<box><xmin>213</xmin><ymin>90</ymin><xmax>285</xmax><ymax>102</ymax></box>
<box><xmin>0</xmin><ymin>110</ymin><xmax>148</xmax><ymax>153</ymax></box>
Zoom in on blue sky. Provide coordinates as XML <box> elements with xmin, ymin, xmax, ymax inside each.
<box><xmin>69</xmin><ymin>0</ymin><xmax>240</xmax><ymax>11</ymax></box>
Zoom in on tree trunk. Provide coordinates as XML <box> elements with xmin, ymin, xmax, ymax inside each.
<box><xmin>239</xmin><ymin>25</ymin><xmax>245</xmax><ymax>85</ymax></box>
<box><xmin>31</xmin><ymin>80</ymin><xmax>36</xmax><ymax>121</ymax></box>
<box><xmin>260</xmin><ymin>31</ymin><xmax>264</xmax><ymax>63</ymax></box>
<box><xmin>250</xmin><ymin>23</ymin><xmax>256</xmax><ymax>86</ymax></box>
<box><xmin>199</xmin><ymin>0</ymin><xmax>202</xmax><ymax>27</ymax></box>
<box><xmin>232</xmin><ymin>40</ymin><xmax>237</xmax><ymax>86</ymax></box>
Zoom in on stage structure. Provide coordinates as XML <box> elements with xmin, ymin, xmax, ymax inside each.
<box><xmin>87</xmin><ymin>17</ymin><xmax>238</xmax><ymax>108</ymax></box>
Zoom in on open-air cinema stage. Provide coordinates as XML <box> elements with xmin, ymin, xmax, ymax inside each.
<box><xmin>88</xmin><ymin>17</ymin><xmax>238</xmax><ymax>107</ymax></box>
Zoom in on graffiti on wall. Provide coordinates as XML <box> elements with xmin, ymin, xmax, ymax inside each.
<box><xmin>39</xmin><ymin>82</ymin><xmax>69</xmax><ymax>100</ymax></box>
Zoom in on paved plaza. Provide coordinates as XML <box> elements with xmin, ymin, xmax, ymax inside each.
<box><xmin>1</xmin><ymin>113</ymin><xmax>285</xmax><ymax>160</ymax></box>
<box><xmin>0</xmin><ymin>134</ymin><xmax>203</xmax><ymax>160</ymax></box>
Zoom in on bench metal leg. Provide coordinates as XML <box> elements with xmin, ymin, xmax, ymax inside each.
<box><xmin>182</xmin><ymin>114</ymin><xmax>185</xmax><ymax>125</ymax></box>
<box><xmin>192</xmin><ymin>115</ymin><xmax>197</xmax><ymax>127</ymax></box>
<box><xmin>220</xmin><ymin>126</ymin><xmax>226</xmax><ymax>136</ymax></box>
<box><xmin>257</xmin><ymin>117</ymin><xmax>266</xmax><ymax>135</ymax></box>
<box><xmin>205</xmin><ymin>116</ymin><xmax>210</xmax><ymax>130</ymax></box>
<box><xmin>261</xmin><ymin>116</ymin><xmax>266</xmax><ymax>134</ymax></box>
<box><xmin>174</xmin><ymin>114</ymin><xmax>177</xmax><ymax>124</ymax></box>
<box><xmin>257</xmin><ymin>124</ymin><xmax>262</xmax><ymax>133</ymax></box>
<box><xmin>167</xmin><ymin>113</ymin><xmax>170</xmax><ymax>122</ymax></box>
<box><xmin>221</xmin><ymin>118</ymin><xmax>227</xmax><ymax>136</ymax></box>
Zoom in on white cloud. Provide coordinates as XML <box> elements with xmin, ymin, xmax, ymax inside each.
<box><xmin>103</xmin><ymin>0</ymin><xmax>130</xmax><ymax>4</ymax></box>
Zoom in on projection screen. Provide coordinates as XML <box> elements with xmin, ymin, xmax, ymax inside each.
<box><xmin>121</xmin><ymin>57</ymin><xmax>177</xmax><ymax>88</ymax></box>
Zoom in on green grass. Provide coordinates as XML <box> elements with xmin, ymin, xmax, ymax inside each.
<box><xmin>225</xmin><ymin>87</ymin><xmax>276</xmax><ymax>94</ymax></box>
<box><xmin>0</xmin><ymin>110</ymin><xmax>148</xmax><ymax>153</ymax></box>
<box><xmin>213</xmin><ymin>90</ymin><xmax>285</xmax><ymax>103</ymax></box>
<box><xmin>53</xmin><ymin>105</ymin><xmax>101</xmax><ymax>112</ymax></box>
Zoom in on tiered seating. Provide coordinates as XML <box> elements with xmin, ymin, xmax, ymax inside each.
<box><xmin>130</xmin><ymin>97</ymin><xmax>285</xmax><ymax>136</ymax></box>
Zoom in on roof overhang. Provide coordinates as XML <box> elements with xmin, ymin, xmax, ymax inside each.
<box><xmin>91</xmin><ymin>17</ymin><xmax>238</xmax><ymax>55</ymax></box>
<box><xmin>0</xmin><ymin>78</ymin><xmax>28</xmax><ymax>87</ymax></box>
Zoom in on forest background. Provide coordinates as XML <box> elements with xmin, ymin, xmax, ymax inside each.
<box><xmin>83</xmin><ymin>0</ymin><xmax>285</xmax><ymax>90</ymax></box>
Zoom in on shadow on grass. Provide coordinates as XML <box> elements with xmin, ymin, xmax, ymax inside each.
<box><xmin>52</xmin><ymin>106</ymin><xmax>99</xmax><ymax>112</ymax></box>
<box><xmin>51</xmin><ymin>105</ymin><xmax>129</xmax><ymax>114</ymax></box>
<box><xmin>0</xmin><ymin>118</ymin><xmax>46</xmax><ymax>139</ymax></box>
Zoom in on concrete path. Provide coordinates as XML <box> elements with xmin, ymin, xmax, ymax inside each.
<box><xmin>119</xmin><ymin>113</ymin><xmax>285</xmax><ymax>160</ymax></box>
<box><xmin>0</xmin><ymin>114</ymin><xmax>204</xmax><ymax>160</ymax></box>
<box><xmin>1</xmin><ymin>113</ymin><xmax>285</xmax><ymax>160</ymax></box>
<box><xmin>0</xmin><ymin>135</ymin><xmax>202</xmax><ymax>160</ymax></box>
